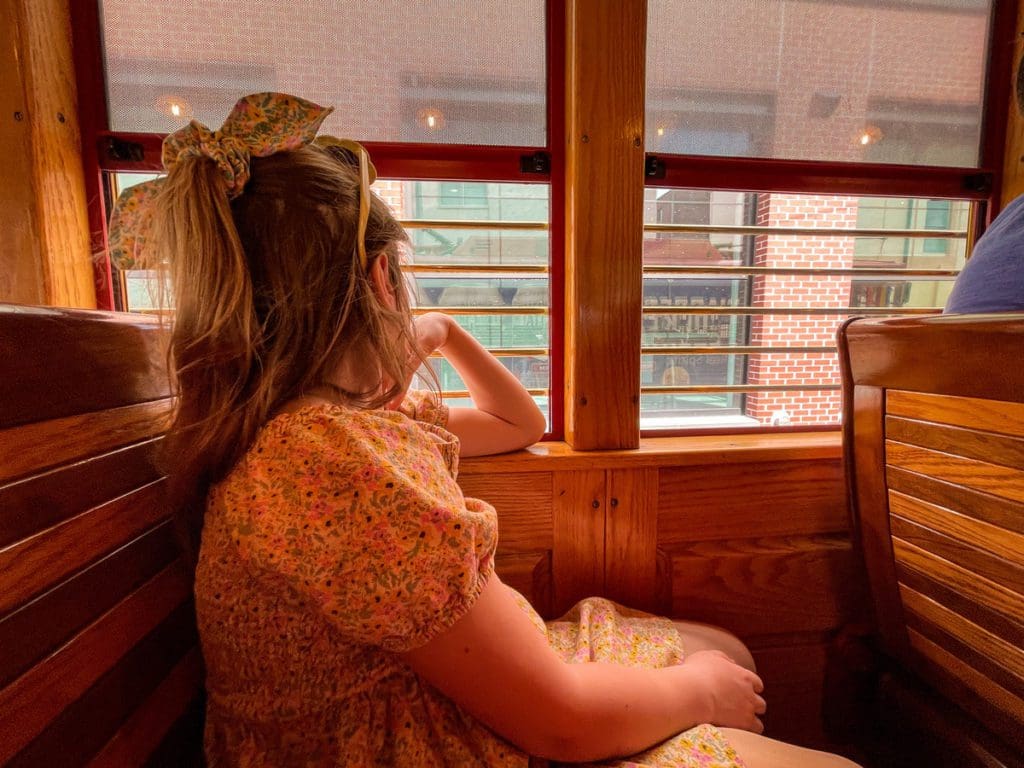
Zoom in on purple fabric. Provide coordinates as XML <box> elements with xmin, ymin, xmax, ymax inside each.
<box><xmin>945</xmin><ymin>194</ymin><xmax>1024</xmax><ymax>314</ymax></box>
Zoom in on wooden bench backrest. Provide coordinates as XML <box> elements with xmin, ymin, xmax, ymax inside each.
<box><xmin>839</xmin><ymin>313</ymin><xmax>1024</xmax><ymax>760</ymax></box>
<box><xmin>0</xmin><ymin>304</ymin><xmax>202</xmax><ymax>767</ymax></box>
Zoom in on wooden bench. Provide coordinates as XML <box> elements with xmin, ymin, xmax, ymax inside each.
<box><xmin>0</xmin><ymin>304</ymin><xmax>202</xmax><ymax>767</ymax></box>
<box><xmin>839</xmin><ymin>314</ymin><xmax>1024</xmax><ymax>768</ymax></box>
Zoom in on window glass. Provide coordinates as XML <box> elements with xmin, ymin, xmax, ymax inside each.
<box><xmin>641</xmin><ymin>189</ymin><xmax>971</xmax><ymax>429</ymax></box>
<box><xmin>646</xmin><ymin>0</ymin><xmax>994</xmax><ymax>166</ymax></box>
<box><xmin>99</xmin><ymin>0</ymin><xmax>546</xmax><ymax>146</ymax></box>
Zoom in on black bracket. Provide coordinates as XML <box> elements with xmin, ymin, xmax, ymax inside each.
<box><xmin>645</xmin><ymin>154</ymin><xmax>666</xmax><ymax>179</ymax></box>
<box><xmin>519</xmin><ymin>151</ymin><xmax>550</xmax><ymax>174</ymax></box>
<box><xmin>962</xmin><ymin>173</ymin><xmax>992</xmax><ymax>194</ymax></box>
<box><xmin>105</xmin><ymin>136</ymin><xmax>145</xmax><ymax>163</ymax></box>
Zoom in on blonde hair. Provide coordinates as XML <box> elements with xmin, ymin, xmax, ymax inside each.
<box><xmin>154</xmin><ymin>145</ymin><xmax>419</xmax><ymax>562</ymax></box>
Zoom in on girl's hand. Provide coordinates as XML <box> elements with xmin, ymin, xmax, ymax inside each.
<box><xmin>678</xmin><ymin>650</ymin><xmax>766</xmax><ymax>733</ymax></box>
<box><xmin>387</xmin><ymin>312</ymin><xmax>453</xmax><ymax>409</ymax></box>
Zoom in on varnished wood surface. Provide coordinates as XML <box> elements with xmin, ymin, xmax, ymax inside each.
<box><xmin>887</xmin><ymin>414</ymin><xmax>1024</xmax><ymax>469</ymax></box>
<box><xmin>551</xmin><ymin>469</ymin><xmax>606</xmax><ymax>615</ymax></box>
<box><xmin>888</xmin><ymin>390</ymin><xmax>1024</xmax><ymax>439</ymax></box>
<box><xmin>457</xmin><ymin>472</ymin><xmax>553</xmax><ymax>550</ymax></box>
<box><xmin>605</xmin><ymin>468</ymin><xmax>659</xmax><ymax>612</ymax></box>
<box><xmin>563</xmin><ymin>0</ymin><xmax>645</xmax><ymax>449</ymax></box>
<box><xmin>888</xmin><ymin>466</ymin><xmax>1024</xmax><ymax>537</ymax></box>
<box><xmin>888</xmin><ymin>441</ymin><xmax>1024</xmax><ymax>505</ymax></box>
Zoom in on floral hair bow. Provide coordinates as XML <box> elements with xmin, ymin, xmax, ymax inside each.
<box><xmin>107</xmin><ymin>92</ymin><xmax>377</xmax><ymax>271</ymax></box>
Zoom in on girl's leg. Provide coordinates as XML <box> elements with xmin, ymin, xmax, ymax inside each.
<box><xmin>673</xmin><ymin>621</ymin><xmax>757</xmax><ymax>673</ymax></box>
<box><xmin>720</xmin><ymin>728</ymin><xmax>862</xmax><ymax>768</ymax></box>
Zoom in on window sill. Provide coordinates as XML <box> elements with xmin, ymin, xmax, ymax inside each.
<box><xmin>459</xmin><ymin>430</ymin><xmax>842</xmax><ymax>474</ymax></box>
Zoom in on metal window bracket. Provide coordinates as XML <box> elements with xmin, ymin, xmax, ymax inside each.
<box><xmin>519</xmin><ymin>151</ymin><xmax>550</xmax><ymax>174</ymax></box>
<box><xmin>645</xmin><ymin>155</ymin><xmax>665</xmax><ymax>179</ymax></box>
<box><xmin>105</xmin><ymin>136</ymin><xmax>145</xmax><ymax>163</ymax></box>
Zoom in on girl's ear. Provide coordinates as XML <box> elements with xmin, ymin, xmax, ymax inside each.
<box><xmin>368</xmin><ymin>252</ymin><xmax>397</xmax><ymax>310</ymax></box>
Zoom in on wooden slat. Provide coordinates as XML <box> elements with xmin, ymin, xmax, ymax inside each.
<box><xmin>0</xmin><ymin>307</ymin><xmax>169</xmax><ymax>428</ymax></box>
<box><xmin>0</xmin><ymin>399</ymin><xmax>172</xmax><ymax>484</ymax></box>
<box><xmin>657</xmin><ymin>459</ymin><xmax>847</xmax><ymax>541</ymax></box>
<box><xmin>887</xmin><ymin>441</ymin><xmax>1024</xmax><ymax>505</ymax></box>
<box><xmin>494</xmin><ymin>551</ymin><xmax>552</xmax><ymax>619</ymax></box>
<box><xmin>907</xmin><ymin>628</ymin><xmax>1024</xmax><ymax>727</ymax></box>
<box><xmin>0</xmin><ymin>479</ymin><xmax>168</xmax><ymax>615</ymax></box>
<box><xmin>605</xmin><ymin>468</ymin><xmax>658</xmax><ymax>612</ymax></box>
<box><xmin>888</xmin><ymin>466</ymin><xmax>1024</xmax><ymax>537</ymax></box>
<box><xmin>563</xmin><ymin>0</ymin><xmax>645</xmax><ymax>449</ymax></box>
<box><xmin>893</xmin><ymin>537</ymin><xmax>1024</xmax><ymax>629</ymax></box>
<box><xmin>0</xmin><ymin>521</ymin><xmax>179</xmax><ymax>689</ymax></box>
<box><xmin>457</xmin><ymin>472</ymin><xmax>552</xmax><ymax>550</ymax></box>
<box><xmin>888</xmin><ymin>390</ymin><xmax>1024</xmax><ymax>439</ymax></box>
<box><xmin>0</xmin><ymin>436</ymin><xmax>162</xmax><ymax>550</ymax></box>
<box><xmin>666</xmin><ymin>535</ymin><xmax>857</xmax><ymax>637</ymax></box>
<box><xmin>901</xmin><ymin>584</ymin><xmax>1024</xmax><ymax>690</ymax></box>
<box><xmin>552</xmin><ymin>470</ymin><xmax>606</xmax><ymax>616</ymax></box>
<box><xmin>86</xmin><ymin>649</ymin><xmax>203</xmax><ymax>768</ymax></box>
<box><xmin>887</xmin><ymin>415</ymin><xmax>1024</xmax><ymax>470</ymax></box>
<box><xmin>8</xmin><ymin>602</ymin><xmax>197</xmax><ymax>768</ymax></box>
<box><xmin>891</xmin><ymin>514</ymin><xmax>1024</xmax><ymax>599</ymax></box>
<box><xmin>0</xmin><ymin>563</ymin><xmax>190</xmax><ymax>764</ymax></box>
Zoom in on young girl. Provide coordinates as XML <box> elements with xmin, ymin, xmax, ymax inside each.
<box><xmin>109</xmin><ymin>93</ymin><xmax>860</xmax><ymax>768</ymax></box>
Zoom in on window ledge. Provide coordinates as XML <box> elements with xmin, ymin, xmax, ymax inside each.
<box><xmin>459</xmin><ymin>431</ymin><xmax>842</xmax><ymax>474</ymax></box>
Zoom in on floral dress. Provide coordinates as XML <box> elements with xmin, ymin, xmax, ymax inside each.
<box><xmin>195</xmin><ymin>392</ymin><xmax>745</xmax><ymax>767</ymax></box>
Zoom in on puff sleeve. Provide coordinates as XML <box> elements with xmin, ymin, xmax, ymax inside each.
<box><xmin>230</xmin><ymin>408</ymin><xmax>496</xmax><ymax>652</ymax></box>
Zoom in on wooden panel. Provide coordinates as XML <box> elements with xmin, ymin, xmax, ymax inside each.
<box><xmin>889</xmin><ymin>466</ymin><xmax>1024</xmax><ymax>537</ymax></box>
<box><xmin>0</xmin><ymin>521</ymin><xmax>179</xmax><ymax>689</ymax></box>
<box><xmin>87</xmin><ymin>650</ymin><xmax>203</xmax><ymax>768</ymax></box>
<box><xmin>0</xmin><ymin>0</ymin><xmax>44</xmax><ymax>306</ymax></box>
<box><xmin>887</xmin><ymin>415</ymin><xmax>1024</xmax><ymax>470</ymax></box>
<box><xmin>658</xmin><ymin>459</ymin><xmax>847</xmax><ymax>541</ymax></box>
<box><xmin>495</xmin><ymin>551</ymin><xmax>552</xmax><ymax>620</ymax></box>
<box><xmin>0</xmin><ymin>480</ymin><xmax>168</xmax><ymax>615</ymax></box>
<box><xmin>666</xmin><ymin>535</ymin><xmax>857</xmax><ymax>637</ymax></box>
<box><xmin>458</xmin><ymin>472</ymin><xmax>552</xmax><ymax>550</ymax></box>
<box><xmin>605</xmin><ymin>468</ymin><xmax>658</xmax><ymax>612</ymax></box>
<box><xmin>15</xmin><ymin>0</ymin><xmax>95</xmax><ymax>307</ymax></box>
<box><xmin>8</xmin><ymin>602</ymin><xmax>197</xmax><ymax>768</ymax></box>
<box><xmin>888</xmin><ymin>390</ymin><xmax>1024</xmax><ymax>439</ymax></box>
<box><xmin>0</xmin><ymin>437</ymin><xmax>163</xmax><ymax>549</ymax></box>
<box><xmin>887</xmin><ymin>441</ymin><xmax>1024</xmax><ymax>505</ymax></box>
<box><xmin>751</xmin><ymin>641</ymin><xmax>829</xmax><ymax>748</ymax></box>
<box><xmin>0</xmin><ymin>306</ymin><xmax>169</xmax><ymax>428</ymax></box>
<box><xmin>0</xmin><ymin>563</ymin><xmax>190</xmax><ymax>764</ymax></box>
<box><xmin>563</xmin><ymin>0</ymin><xmax>645</xmax><ymax>449</ymax></box>
<box><xmin>901</xmin><ymin>584</ymin><xmax>1024</xmax><ymax>694</ymax></box>
<box><xmin>552</xmin><ymin>470</ymin><xmax>605</xmax><ymax>616</ymax></box>
<box><xmin>893</xmin><ymin>537</ymin><xmax>1024</xmax><ymax>628</ymax></box>
<box><xmin>0</xmin><ymin>399</ymin><xmax>172</xmax><ymax>484</ymax></box>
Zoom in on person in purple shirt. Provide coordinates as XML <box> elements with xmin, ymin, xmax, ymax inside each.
<box><xmin>945</xmin><ymin>194</ymin><xmax>1024</xmax><ymax>313</ymax></box>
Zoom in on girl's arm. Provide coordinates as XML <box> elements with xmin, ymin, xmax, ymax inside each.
<box><xmin>408</xmin><ymin>312</ymin><xmax>546</xmax><ymax>456</ymax></box>
<box><xmin>402</xmin><ymin>575</ymin><xmax>766</xmax><ymax>762</ymax></box>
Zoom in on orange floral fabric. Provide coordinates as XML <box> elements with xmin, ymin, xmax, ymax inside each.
<box><xmin>195</xmin><ymin>391</ymin><xmax>744</xmax><ymax>767</ymax></box>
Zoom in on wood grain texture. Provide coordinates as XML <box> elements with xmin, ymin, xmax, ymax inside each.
<box><xmin>658</xmin><ymin>459</ymin><xmax>847</xmax><ymax>541</ymax></box>
<box><xmin>888</xmin><ymin>390</ymin><xmax>1024</xmax><ymax>439</ymax></box>
<box><xmin>886</xmin><ymin>415</ymin><xmax>1024</xmax><ymax>470</ymax></box>
<box><xmin>0</xmin><ymin>521</ymin><xmax>179</xmax><ymax>689</ymax></box>
<box><xmin>751</xmin><ymin>641</ymin><xmax>829</xmax><ymax>748</ymax></box>
<box><xmin>666</xmin><ymin>534</ymin><xmax>857</xmax><ymax>637</ymax></box>
<box><xmin>14</xmin><ymin>0</ymin><xmax>94</xmax><ymax>307</ymax></box>
<box><xmin>86</xmin><ymin>649</ymin><xmax>203</xmax><ymax>768</ymax></box>
<box><xmin>894</xmin><ymin>537</ymin><xmax>1024</xmax><ymax>628</ymax></box>
<box><xmin>457</xmin><ymin>472</ymin><xmax>552</xmax><ymax>550</ymax></box>
<box><xmin>563</xmin><ymin>0</ymin><xmax>645</xmax><ymax>449</ymax></box>
<box><xmin>552</xmin><ymin>469</ymin><xmax>605</xmax><ymax>616</ymax></box>
<box><xmin>0</xmin><ymin>399</ymin><xmax>172</xmax><ymax>484</ymax></box>
<box><xmin>495</xmin><ymin>551</ymin><xmax>553</xmax><ymax>619</ymax></box>
<box><xmin>0</xmin><ymin>480</ymin><xmax>168</xmax><ymax>615</ymax></box>
<box><xmin>0</xmin><ymin>436</ymin><xmax>163</xmax><ymax>549</ymax></box>
<box><xmin>0</xmin><ymin>306</ymin><xmax>169</xmax><ymax>428</ymax></box>
<box><xmin>605</xmin><ymin>468</ymin><xmax>658</xmax><ymax>612</ymax></box>
<box><xmin>888</xmin><ymin>466</ymin><xmax>1024</xmax><ymax>537</ymax></box>
<box><xmin>0</xmin><ymin>563</ymin><xmax>190</xmax><ymax>764</ymax></box>
<box><xmin>887</xmin><ymin>441</ymin><xmax>1024</xmax><ymax>504</ymax></box>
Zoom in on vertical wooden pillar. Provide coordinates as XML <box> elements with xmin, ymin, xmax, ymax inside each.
<box><xmin>0</xmin><ymin>0</ymin><xmax>95</xmax><ymax>308</ymax></box>
<box><xmin>1003</xmin><ymin>0</ymin><xmax>1024</xmax><ymax>207</ymax></box>
<box><xmin>563</xmin><ymin>0</ymin><xmax>646</xmax><ymax>449</ymax></box>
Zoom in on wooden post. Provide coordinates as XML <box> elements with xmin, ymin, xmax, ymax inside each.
<box><xmin>0</xmin><ymin>0</ymin><xmax>95</xmax><ymax>308</ymax></box>
<box><xmin>563</xmin><ymin>0</ymin><xmax>646</xmax><ymax>449</ymax></box>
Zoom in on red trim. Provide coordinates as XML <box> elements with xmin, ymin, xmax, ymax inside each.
<box><xmin>647</xmin><ymin>154</ymin><xmax>995</xmax><ymax>200</ymax></box>
<box><xmin>545</xmin><ymin>0</ymin><xmax>566</xmax><ymax>442</ymax></box>
<box><xmin>981</xmin><ymin>0</ymin><xmax>1017</xmax><ymax>220</ymax></box>
<box><xmin>70</xmin><ymin>0</ymin><xmax>115</xmax><ymax>310</ymax></box>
